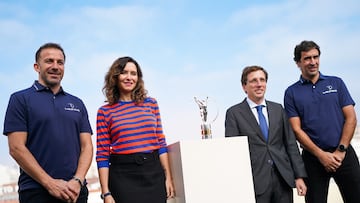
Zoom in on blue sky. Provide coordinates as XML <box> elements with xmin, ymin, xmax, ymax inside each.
<box><xmin>0</xmin><ymin>0</ymin><xmax>359</xmax><ymax>167</ymax></box>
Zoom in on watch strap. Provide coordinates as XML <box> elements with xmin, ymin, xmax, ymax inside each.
<box><xmin>101</xmin><ymin>192</ymin><xmax>112</xmax><ymax>199</ymax></box>
<box><xmin>72</xmin><ymin>176</ymin><xmax>84</xmax><ymax>187</ymax></box>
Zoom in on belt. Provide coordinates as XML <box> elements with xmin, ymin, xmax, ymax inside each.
<box><xmin>110</xmin><ymin>150</ymin><xmax>159</xmax><ymax>165</ymax></box>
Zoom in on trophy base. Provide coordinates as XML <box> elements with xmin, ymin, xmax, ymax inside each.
<box><xmin>202</xmin><ymin>134</ymin><xmax>212</xmax><ymax>139</ymax></box>
<box><xmin>201</xmin><ymin>124</ymin><xmax>212</xmax><ymax>139</ymax></box>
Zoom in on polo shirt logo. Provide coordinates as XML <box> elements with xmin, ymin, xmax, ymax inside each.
<box><xmin>322</xmin><ymin>85</ymin><xmax>338</xmax><ymax>94</ymax></box>
<box><xmin>64</xmin><ymin>103</ymin><xmax>80</xmax><ymax>112</ymax></box>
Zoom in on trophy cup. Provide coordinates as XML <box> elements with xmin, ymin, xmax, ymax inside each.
<box><xmin>194</xmin><ymin>96</ymin><xmax>218</xmax><ymax>139</ymax></box>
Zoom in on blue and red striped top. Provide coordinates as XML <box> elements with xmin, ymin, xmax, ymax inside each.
<box><xmin>96</xmin><ymin>97</ymin><xmax>168</xmax><ymax>168</ymax></box>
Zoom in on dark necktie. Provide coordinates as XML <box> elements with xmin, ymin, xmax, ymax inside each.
<box><xmin>256</xmin><ymin>105</ymin><xmax>268</xmax><ymax>141</ymax></box>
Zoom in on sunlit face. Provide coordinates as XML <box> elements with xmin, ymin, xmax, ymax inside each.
<box><xmin>296</xmin><ymin>48</ymin><xmax>320</xmax><ymax>81</ymax></box>
<box><xmin>118</xmin><ymin>62</ymin><xmax>138</xmax><ymax>94</ymax></box>
<box><xmin>34</xmin><ymin>48</ymin><xmax>65</xmax><ymax>92</ymax></box>
<box><xmin>242</xmin><ymin>70</ymin><xmax>267</xmax><ymax>104</ymax></box>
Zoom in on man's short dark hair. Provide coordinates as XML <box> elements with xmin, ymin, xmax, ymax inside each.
<box><xmin>35</xmin><ymin>42</ymin><xmax>66</xmax><ymax>62</ymax></box>
<box><xmin>293</xmin><ymin>40</ymin><xmax>321</xmax><ymax>62</ymax></box>
<box><xmin>241</xmin><ymin>65</ymin><xmax>268</xmax><ymax>85</ymax></box>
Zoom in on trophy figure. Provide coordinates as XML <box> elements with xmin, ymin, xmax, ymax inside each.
<box><xmin>194</xmin><ymin>96</ymin><xmax>215</xmax><ymax>139</ymax></box>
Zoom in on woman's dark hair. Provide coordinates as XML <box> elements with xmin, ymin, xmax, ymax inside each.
<box><xmin>103</xmin><ymin>56</ymin><xmax>147</xmax><ymax>105</ymax></box>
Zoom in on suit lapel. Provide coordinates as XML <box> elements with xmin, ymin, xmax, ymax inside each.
<box><xmin>239</xmin><ymin>99</ymin><xmax>266</xmax><ymax>141</ymax></box>
<box><xmin>265</xmin><ymin>101</ymin><xmax>276</xmax><ymax>142</ymax></box>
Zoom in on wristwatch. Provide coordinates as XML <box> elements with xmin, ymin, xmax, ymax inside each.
<box><xmin>72</xmin><ymin>176</ymin><xmax>84</xmax><ymax>187</ymax></box>
<box><xmin>337</xmin><ymin>144</ymin><xmax>347</xmax><ymax>152</ymax></box>
<box><xmin>100</xmin><ymin>192</ymin><xmax>112</xmax><ymax>199</ymax></box>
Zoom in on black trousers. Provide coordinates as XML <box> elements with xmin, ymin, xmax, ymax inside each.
<box><xmin>255</xmin><ymin>166</ymin><xmax>293</xmax><ymax>203</ymax></box>
<box><xmin>303</xmin><ymin>145</ymin><xmax>360</xmax><ymax>203</ymax></box>
<box><xmin>109</xmin><ymin>150</ymin><xmax>166</xmax><ymax>203</ymax></box>
<box><xmin>19</xmin><ymin>185</ymin><xmax>88</xmax><ymax>203</ymax></box>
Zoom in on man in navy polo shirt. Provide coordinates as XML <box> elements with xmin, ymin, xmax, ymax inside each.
<box><xmin>3</xmin><ymin>42</ymin><xmax>93</xmax><ymax>203</ymax></box>
<box><xmin>284</xmin><ymin>40</ymin><xmax>360</xmax><ymax>203</ymax></box>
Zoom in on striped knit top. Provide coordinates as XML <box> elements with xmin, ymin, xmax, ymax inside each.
<box><xmin>96</xmin><ymin>97</ymin><xmax>168</xmax><ymax>168</ymax></box>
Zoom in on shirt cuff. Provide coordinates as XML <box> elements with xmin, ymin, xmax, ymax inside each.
<box><xmin>97</xmin><ymin>160</ymin><xmax>110</xmax><ymax>168</ymax></box>
<box><xmin>158</xmin><ymin>147</ymin><xmax>168</xmax><ymax>155</ymax></box>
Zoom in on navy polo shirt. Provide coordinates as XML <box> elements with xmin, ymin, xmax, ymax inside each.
<box><xmin>284</xmin><ymin>73</ymin><xmax>355</xmax><ymax>150</ymax></box>
<box><xmin>3</xmin><ymin>81</ymin><xmax>92</xmax><ymax>191</ymax></box>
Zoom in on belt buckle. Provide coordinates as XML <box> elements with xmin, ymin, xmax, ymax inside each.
<box><xmin>134</xmin><ymin>155</ymin><xmax>146</xmax><ymax>165</ymax></box>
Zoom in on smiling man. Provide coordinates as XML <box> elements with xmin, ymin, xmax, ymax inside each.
<box><xmin>225</xmin><ymin>65</ymin><xmax>307</xmax><ymax>203</ymax></box>
<box><xmin>284</xmin><ymin>40</ymin><xmax>360</xmax><ymax>203</ymax></box>
<box><xmin>3</xmin><ymin>42</ymin><xmax>93</xmax><ymax>203</ymax></box>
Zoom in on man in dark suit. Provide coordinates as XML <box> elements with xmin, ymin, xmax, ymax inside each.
<box><xmin>225</xmin><ymin>65</ymin><xmax>307</xmax><ymax>203</ymax></box>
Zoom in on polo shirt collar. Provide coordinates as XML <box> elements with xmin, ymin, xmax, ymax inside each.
<box><xmin>32</xmin><ymin>80</ymin><xmax>66</xmax><ymax>95</ymax></box>
<box><xmin>299</xmin><ymin>72</ymin><xmax>326</xmax><ymax>84</ymax></box>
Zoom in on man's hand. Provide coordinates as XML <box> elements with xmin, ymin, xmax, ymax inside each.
<box><xmin>45</xmin><ymin>179</ymin><xmax>78</xmax><ymax>202</ymax></box>
<box><xmin>66</xmin><ymin>178</ymin><xmax>82</xmax><ymax>202</ymax></box>
<box><xmin>295</xmin><ymin>178</ymin><xmax>307</xmax><ymax>196</ymax></box>
<box><xmin>318</xmin><ymin>151</ymin><xmax>342</xmax><ymax>172</ymax></box>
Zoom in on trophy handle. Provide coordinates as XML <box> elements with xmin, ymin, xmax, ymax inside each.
<box><xmin>211</xmin><ymin>105</ymin><xmax>219</xmax><ymax>124</ymax></box>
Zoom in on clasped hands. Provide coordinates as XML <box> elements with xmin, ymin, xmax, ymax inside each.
<box><xmin>319</xmin><ymin>151</ymin><xmax>345</xmax><ymax>173</ymax></box>
<box><xmin>46</xmin><ymin>178</ymin><xmax>82</xmax><ymax>203</ymax></box>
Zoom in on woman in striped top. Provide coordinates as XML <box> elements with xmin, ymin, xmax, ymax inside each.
<box><xmin>96</xmin><ymin>56</ymin><xmax>175</xmax><ymax>203</ymax></box>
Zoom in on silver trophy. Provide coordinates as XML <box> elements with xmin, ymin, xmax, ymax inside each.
<box><xmin>194</xmin><ymin>96</ymin><xmax>218</xmax><ymax>139</ymax></box>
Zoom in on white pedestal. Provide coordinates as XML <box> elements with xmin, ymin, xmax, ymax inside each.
<box><xmin>167</xmin><ymin>137</ymin><xmax>255</xmax><ymax>203</ymax></box>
